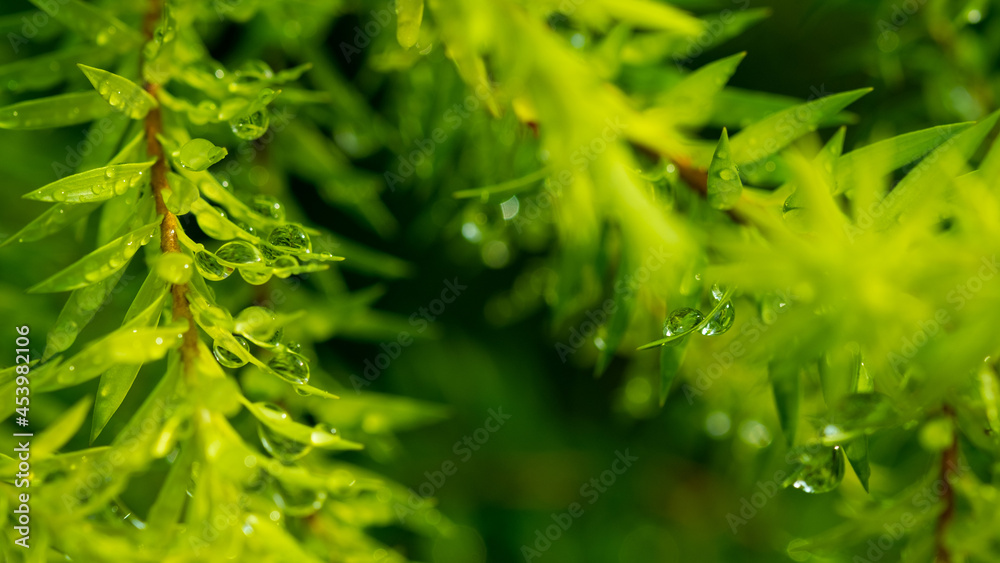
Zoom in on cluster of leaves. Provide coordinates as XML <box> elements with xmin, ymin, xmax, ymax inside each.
<box><xmin>0</xmin><ymin>0</ymin><xmax>451</xmax><ymax>561</ymax></box>
<box><xmin>349</xmin><ymin>0</ymin><xmax>1000</xmax><ymax>560</ymax></box>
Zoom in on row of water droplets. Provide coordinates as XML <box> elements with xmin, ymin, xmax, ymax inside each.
<box><xmin>193</xmin><ymin>196</ymin><xmax>312</xmax><ymax>285</ymax></box>
<box><xmin>662</xmin><ymin>284</ymin><xmax>736</xmax><ymax>339</ymax></box>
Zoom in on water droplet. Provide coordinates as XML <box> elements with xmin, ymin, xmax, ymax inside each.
<box><xmin>194</xmin><ymin>251</ymin><xmax>230</xmax><ymax>281</ymax></box>
<box><xmin>155</xmin><ymin>253</ymin><xmax>193</xmax><ymax>284</ymax></box>
<box><xmin>267</xmin><ymin>351</ymin><xmax>310</xmax><ymax>385</ymax></box>
<box><xmin>276</xmin><ymin>482</ymin><xmax>326</xmax><ymax>517</ymax></box>
<box><xmin>239</xmin><ymin>267</ymin><xmax>272</xmax><ymax>285</ymax></box>
<box><xmin>251</xmin><ymin>195</ymin><xmax>285</xmax><ymax>221</ymax></box>
<box><xmin>235</xmin><ymin>306</ymin><xmax>282</xmax><ymax>348</ymax></box>
<box><xmin>213</xmin><ymin>335</ymin><xmax>250</xmax><ymax>368</ymax></box>
<box><xmin>663</xmin><ymin>307</ymin><xmax>704</xmax><ymax>337</ymax></box>
<box><xmin>258</xmin><ymin>424</ymin><xmax>311</xmax><ymax>463</ymax></box>
<box><xmin>309</xmin><ymin>423</ymin><xmax>338</xmax><ymax>446</ymax></box>
<box><xmin>216</xmin><ymin>241</ymin><xmax>263</xmax><ymax>265</ymax></box>
<box><xmin>229</xmin><ymin>109</ymin><xmax>270</xmax><ymax>140</ymax></box>
<box><xmin>782</xmin><ymin>445</ymin><xmax>845</xmax><ymax>494</ymax></box>
<box><xmin>701</xmin><ymin>301</ymin><xmax>735</xmax><ymax>336</ymax></box>
<box><xmin>267</xmin><ymin>224</ymin><xmax>311</xmax><ymax>253</ymax></box>
<box><xmin>719</xmin><ymin>170</ymin><xmax>734</xmax><ymax>181</ymax></box>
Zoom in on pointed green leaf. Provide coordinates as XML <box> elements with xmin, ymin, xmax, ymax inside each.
<box><xmin>729</xmin><ymin>88</ymin><xmax>871</xmax><ymax>166</ymax></box>
<box><xmin>22</xmin><ymin>160</ymin><xmax>154</xmax><ymax>203</ymax></box>
<box><xmin>707</xmin><ymin>128</ymin><xmax>743</xmax><ymax>209</ymax></box>
<box><xmin>845</xmin><ymin>436</ymin><xmax>871</xmax><ymax>492</ymax></box>
<box><xmin>770</xmin><ymin>360</ymin><xmax>800</xmax><ymax>447</ymax></box>
<box><xmin>396</xmin><ymin>0</ymin><xmax>424</xmax><ymax>48</ymax></box>
<box><xmin>659</xmin><ymin>338</ymin><xmax>689</xmax><ymax>405</ymax></box>
<box><xmin>876</xmin><ymin>110</ymin><xmax>1000</xmax><ymax>227</ymax></box>
<box><xmin>599</xmin><ymin>0</ymin><xmax>705</xmax><ymax>36</ymax></box>
<box><xmin>145</xmin><ymin>440</ymin><xmax>195</xmax><ymax>529</ymax></box>
<box><xmin>177</xmin><ymin>138</ymin><xmax>227</xmax><ymax>171</ymax></box>
<box><xmin>245</xmin><ymin>400</ymin><xmax>363</xmax><ymax>451</ymax></box>
<box><xmin>33</xmin><ymin>397</ymin><xmax>92</xmax><ymax>459</ymax></box>
<box><xmin>710</xmin><ymin>86</ymin><xmax>855</xmax><ymax>130</ymax></box>
<box><xmin>657</xmin><ymin>52</ymin><xmax>745</xmax><ymax>128</ymax></box>
<box><xmin>784</xmin><ymin>127</ymin><xmax>846</xmax><ymax>211</ymax></box>
<box><xmin>28</xmin><ymin>221</ymin><xmax>158</xmax><ymax>293</ymax></box>
<box><xmin>35</xmin><ymin>324</ymin><xmax>185</xmax><ymax>392</ymax></box>
<box><xmin>78</xmin><ymin>65</ymin><xmax>158</xmax><ymax>119</ymax></box>
<box><xmin>28</xmin><ymin>0</ymin><xmax>143</xmax><ymax>49</ymax></box>
<box><xmin>638</xmin><ymin>287</ymin><xmax>735</xmax><ymax>350</ymax></box>
<box><xmin>0</xmin><ymin>202</ymin><xmax>100</xmax><ymax>248</ymax></box>
<box><xmin>91</xmin><ymin>274</ymin><xmax>169</xmax><ymax>442</ymax></box>
<box><xmin>836</xmin><ymin>122</ymin><xmax>973</xmax><ymax>194</ymax></box>
<box><xmin>43</xmin><ymin>269</ymin><xmax>128</xmax><ymax>359</ymax></box>
<box><xmin>0</xmin><ymin>91</ymin><xmax>114</xmax><ymax>129</ymax></box>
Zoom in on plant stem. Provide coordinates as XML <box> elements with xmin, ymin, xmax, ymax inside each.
<box><xmin>935</xmin><ymin>404</ymin><xmax>958</xmax><ymax>562</ymax></box>
<box><xmin>143</xmin><ymin>0</ymin><xmax>198</xmax><ymax>373</ymax></box>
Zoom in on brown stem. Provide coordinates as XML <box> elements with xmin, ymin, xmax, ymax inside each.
<box><xmin>143</xmin><ymin>1</ymin><xmax>198</xmax><ymax>373</ymax></box>
<box><xmin>934</xmin><ymin>404</ymin><xmax>958</xmax><ymax>563</ymax></box>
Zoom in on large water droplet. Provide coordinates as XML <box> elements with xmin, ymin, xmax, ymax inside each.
<box><xmin>275</xmin><ymin>482</ymin><xmax>326</xmax><ymax>517</ymax></box>
<box><xmin>216</xmin><ymin>241</ymin><xmax>263</xmax><ymax>265</ymax></box>
<box><xmin>663</xmin><ymin>307</ymin><xmax>704</xmax><ymax>337</ymax></box>
<box><xmin>239</xmin><ymin>267</ymin><xmax>273</xmax><ymax>285</ymax></box>
<box><xmin>267</xmin><ymin>351</ymin><xmax>310</xmax><ymax>385</ymax></box>
<box><xmin>235</xmin><ymin>306</ymin><xmax>282</xmax><ymax>348</ymax></box>
<box><xmin>194</xmin><ymin>251</ymin><xmax>231</xmax><ymax>281</ymax></box>
<box><xmin>310</xmin><ymin>424</ymin><xmax>338</xmax><ymax>446</ymax></box>
<box><xmin>229</xmin><ymin>109</ymin><xmax>270</xmax><ymax>140</ymax></box>
<box><xmin>701</xmin><ymin>301</ymin><xmax>735</xmax><ymax>336</ymax></box>
<box><xmin>782</xmin><ymin>445</ymin><xmax>845</xmax><ymax>494</ymax></box>
<box><xmin>267</xmin><ymin>224</ymin><xmax>311</xmax><ymax>253</ymax></box>
<box><xmin>155</xmin><ymin>253</ymin><xmax>193</xmax><ymax>284</ymax></box>
<box><xmin>213</xmin><ymin>335</ymin><xmax>250</xmax><ymax>368</ymax></box>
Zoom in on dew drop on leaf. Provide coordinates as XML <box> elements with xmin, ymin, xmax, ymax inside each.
<box><xmin>235</xmin><ymin>306</ymin><xmax>283</xmax><ymax>348</ymax></box>
<box><xmin>194</xmin><ymin>251</ymin><xmax>231</xmax><ymax>281</ymax></box>
<box><xmin>213</xmin><ymin>335</ymin><xmax>250</xmax><ymax>368</ymax></box>
<box><xmin>229</xmin><ymin>109</ymin><xmax>269</xmax><ymax>140</ymax></box>
<box><xmin>701</xmin><ymin>301</ymin><xmax>735</xmax><ymax>336</ymax></box>
<box><xmin>663</xmin><ymin>307</ymin><xmax>704</xmax><ymax>337</ymax></box>
<box><xmin>267</xmin><ymin>350</ymin><xmax>310</xmax><ymax>385</ymax></box>
<box><xmin>216</xmin><ymin>241</ymin><xmax>263</xmax><ymax>265</ymax></box>
<box><xmin>782</xmin><ymin>445</ymin><xmax>846</xmax><ymax>494</ymax></box>
<box><xmin>267</xmin><ymin>224</ymin><xmax>311</xmax><ymax>253</ymax></box>
<box><xmin>239</xmin><ymin>267</ymin><xmax>273</xmax><ymax>285</ymax></box>
<box><xmin>251</xmin><ymin>195</ymin><xmax>285</xmax><ymax>221</ymax></box>
<box><xmin>155</xmin><ymin>252</ymin><xmax>193</xmax><ymax>284</ymax></box>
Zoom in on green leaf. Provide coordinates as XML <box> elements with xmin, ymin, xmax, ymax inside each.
<box><xmin>35</xmin><ymin>324</ymin><xmax>185</xmax><ymax>392</ymax></box>
<box><xmin>707</xmin><ymin>128</ymin><xmax>743</xmax><ymax>209</ymax></box>
<box><xmin>145</xmin><ymin>439</ymin><xmax>195</xmax><ymax>531</ymax></box>
<box><xmin>876</xmin><ymin>110</ymin><xmax>1000</xmax><ymax>227</ymax></box>
<box><xmin>28</xmin><ymin>0</ymin><xmax>142</xmax><ymax>49</ymax></box>
<box><xmin>622</xmin><ymin>9</ymin><xmax>768</xmax><ymax>65</ymax></box>
<box><xmin>729</xmin><ymin>88</ymin><xmax>871</xmax><ymax>166</ymax></box>
<box><xmin>91</xmin><ymin>273</ymin><xmax>170</xmax><ymax>442</ymax></box>
<box><xmin>656</xmin><ymin>53</ymin><xmax>746</xmax><ymax>128</ymax></box>
<box><xmin>0</xmin><ymin>202</ymin><xmax>100</xmax><ymax>248</ymax></box>
<box><xmin>845</xmin><ymin>436</ymin><xmax>871</xmax><ymax>493</ymax></box>
<box><xmin>770</xmin><ymin>360</ymin><xmax>800</xmax><ymax>447</ymax></box>
<box><xmin>78</xmin><ymin>65</ymin><xmax>158</xmax><ymax>119</ymax></box>
<box><xmin>177</xmin><ymin>138</ymin><xmax>227</xmax><ymax>171</ymax></box>
<box><xmin>43</xmin><ymin>269</ymin><xmax>128</xmax><ymax>359</ymax></box>
<box><xmin>835</xmin><ymin>122</ymin><xmax>973</xmax><ymax>195</ymax></box>
<box><xmin>0</xmin><ymin>91</ymin><xmax>114</xmax><ymax>129</ymax></box>
<box><xmin>659</xmin><ymin>338</ymin><xmax>689</xmax><ymax>405</ymax></box>
<box><xmin>396</xmin><ymin>0</ymin><xmax>424</xmax><ymax>48</ymax></box>
<box><xmin>245</xmin><ymin>400</ymin><xmax>363</xmax><ymax>451</ymax></box>
<box><xmin>710</xmin><ymin>86</ymin><xmax>856</xmax><ymax>130</ymax></box>
<box><xmin>22</xmin><ymin>160</ymin><xmax>155</xmax><ymax>203</ymax></box>
<box><xmin>28</xmin><ymin>220</ymin><xmax>158</xmax><ymax>293</ymax></box>
<box><xmin>33</xmin><ymin>397</ymin><xmax>92</xmax><ymax>459</ymax></box>
<box><xmin>783</xmin><ymin>127</ymin><xmax>846</xmax><ymax>211</ymax></box>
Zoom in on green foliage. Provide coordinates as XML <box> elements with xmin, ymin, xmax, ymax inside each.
<box><xmin>3</xmin><ymin>0</ymin><xmax>1000</xmax><ymax>561</ymax></box>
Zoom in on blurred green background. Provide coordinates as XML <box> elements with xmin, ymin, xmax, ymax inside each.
<box><xmin>1</xmin><ymin>0</ymin><xmax>997</xmax><ymax>561</ymax></box>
